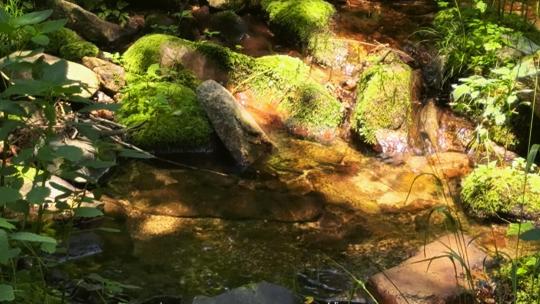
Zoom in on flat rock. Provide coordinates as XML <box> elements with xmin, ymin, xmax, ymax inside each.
<box><xmin>369</xmin><ymin>234</ymin><xmax>488</xmax><ymax>304</ymax></box>
<box><xmin>197</xmin><ymin>80</ymin><xmax>274</xmax><ymax>167</ymax></box>
<box><xmin>82</xmin><ymin>56</ymin><xmax>126</xmax><ymax>94</ymax></box>
<box><xmin>0</xmin><ymin>51</ymin><xmax>99</xmax><ymax>98</ymax></box>
<box><xmin>192</xmin><ymin>282</ymin><xmax>299</xmax><ymax>304</ymax></box>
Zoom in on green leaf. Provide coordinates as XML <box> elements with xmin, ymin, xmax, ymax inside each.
<box><xmin>38</xmin><ymin>19</ymin><xmax>66</xmax><ymax>33</ymax></box>
<box><xmin>118</xmin><ymin>149</ymin><xmax>154</xmax><ymax>159</ymax></box>
<box><xmin>12</xmin><ymin>10</ymin><xmax>53</xmax><ymax>27</ymax></box>
<box><xmin>74</xmin><ymin>207</ymin><xmax>103</xmax><ymax>218</ymax></box>
<box><xmin>520</xmin><ymin>228</ymin><xmax>540</xmax><ymax>241</ymax></box>
<box><xmin>0</xmin><ymin>218</ymin><xmax>16</xmax><ymax>231</ymax></box>
<box><xmin>10</xmin><ymin>232</ymin><xmax>57</xmax><ymax>253</ymax></box>
<box><xmin>0</xmin><ymin>187</ymin><xmax>21</xmax><ymax>204</ymax></box>
<box><xmin>26</xmin><ymin>186</ymin><xmax>51</xmax><ymax>204</ymax></box>
<box><xmin>31</xmin><ymin>34</ymin><xmax>50</xmax><ymax>46</ymax></box>
<box><xmin>526</xmin><ymin>144</ymin><xmax>539</xmax><ymax>173</ymax></box>
<box><xmin>0</xmin><ymin>284</ymin><xmax>14</xmax><ymax>302</ymax></box>
<box><xmin>0</xmin><ymin>230</ymin><xmax>19</xmax><ymax>265</ymax></box>
<box><xmin>55</xmin><ymin>145</ymin><xmax>84</xmax><ymax>162</ymax></box>
<box><xmin>507</xmin><ymin>222</ymin><xmax>534</xmax><ymax>236</ymax></box>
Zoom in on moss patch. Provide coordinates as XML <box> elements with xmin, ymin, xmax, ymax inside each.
<box><xmin>460</xmin><ymin>162</ymin><xmax>540</xmax><ymax>219</ymax></box>
<box><xmin>261</xmin><ymin>0</ymin><xmax>335</xmax><ymax>47</ymax></box>
<box><xmin>118</xmin><ymin>81</ymin><xmax>213</xmax><ymax>150</ymax></box>
<box><xmin>237</xmin><ymin>55</ymin><xmax>343</xmax><ymax>133</ymax></box>
<box><xmin>352</xmin><ymin>57</ymin><xmax>413</xmax><ymax>144</ymax></box>
<box><xmin>46</xmin><ymin>28</ymin><xmax>99</xmax><ymax>61</ymax></box>
<box><xmin>123</xmin><ymin>33</ymin><xmax>253</xmax><ymax>76</ymax></box>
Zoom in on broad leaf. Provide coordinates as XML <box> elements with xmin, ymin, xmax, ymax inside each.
<box><xmin>26</xmin><ymin>186</ymin><xmax>51</xmax><ymax>204</ymax></box>
<box><xmin>12</xmin><ymin>10</ymin><xmax>53</xmax><ymax>27</ymax></box>
<box><xmin>74</xmin><ymin>207</ymin><xmax>103</xmax><ymax>218</ymax></box>
<box><xmin>31</xmin><ymin>34</ymin><xmax>50</xmax><ymax>46</ymax></box>
<box><xmin>55</xmin><ymin>145</ymin><xmax>84</xmax><ymax>163</ymax></box>
<box><xmin>0</xmin><ymin>284</ymin><xmax>14</xmax><ymax>302</ymax></box>
<box><xmin>10</xmin><ymin>232</ymin><xmax>57</xmax><ymax>253</ymax></box>
<box><xmin>520</xmin><ymin>228</ymin><xmax>540</xmax><ymax>241</ymax></box>
<box><xmin>0</xmin><ymin>187</ymin><xmax>21</xmax><ymax>204</ymax></box>
<box><xmin>0</xmin><ymin>218</ymin><xmax>16</xmax><ymax>231</ymax></box>
<box><xmin>38</xmin><ymin>19</ymin><xmax>66</xmax><ymax>33</ymax></box>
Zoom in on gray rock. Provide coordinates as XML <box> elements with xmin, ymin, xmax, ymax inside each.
<box><xmin>512</xmin><ymin>50</ymin><xmax>540</xmax><ymax>118</ymax></box>
<box><xmin>209</xmin><ymin>11</ymin><xmax>248</xmax><ymax>45</ymax></box>
<box><xmin>47</xmin><ymin>0</ymin><xmax>137</xmax><ymax>44</ymax></box>
<box><xmin>192</xmin><ymin>282</ymin><xmax>299</xmax><ymax>304</ymax></box>
<box><xmin>369</xmin><ymin>234</ymin><xmax>487</xmax><ymax>304</ymax></box>
<box><xmin>207</xmin><ymin>0</ymin><xmax>248</xmax><ymax>10</ymax></box>
<box><xmin>196</xmin><ymin>80</ymin><xmax>274</xmax><ymax>167</ymax></box>
<box><xmin>0</xmin><ymin>51</ymin><xmax>99</xmax><ymax>98</ymax></box>
<box><xmin>82</xmin><ymin>56</ymin><xmax>126</xmax><ymax>94</ymax></box>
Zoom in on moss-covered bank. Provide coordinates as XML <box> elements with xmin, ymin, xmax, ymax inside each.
<box><xmin>46</xmin><ymin>28</ymin><xmax>99</xmax><ymax>61</ymax></box>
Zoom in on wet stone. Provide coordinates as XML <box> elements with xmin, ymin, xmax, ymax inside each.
<box><xmin>192</xmin><ymin>282</ymin><xmax>299</xmax><ymax>304</ymax></box>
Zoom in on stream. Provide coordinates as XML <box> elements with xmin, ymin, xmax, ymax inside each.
<box><xmin>53</xmin><ymin>0</ymin><xmax>522</xmax><ymax>303</ymax></box>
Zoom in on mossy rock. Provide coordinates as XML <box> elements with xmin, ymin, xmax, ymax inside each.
<box><xmin>281</xmin><ymin>82</ymin><xmax>343</xmax><ymax>138</ymax></box>
<box><xmin>460</xmin><ymin>162</ymin><xmax>540</xmax><ymax>219</ymax></box>
<box><xmin>352</xmin><ymin>56</ymin><xmax>413</xmax><ymax>144</ymax></box>
<box><xmin>45</xmin><ymin>28</ymin><xmax>99</xmax><ymax>61</ymax></box>
<box><xmin>237</xmin><ymin>55</ymin><xmax>343</xmax><ymax>140</ymax></box>
<box><xmin>261</xmin><ymin>0</ymin><xmax>335</xmax><ymax>47</ymax></box>
<box><xmin>117</xmin><ymin>81</ymin><xmax>213</xmax><ymax>150</ymax></box>
<box><xmin>123</xmin><ymin>33</ymin><xmax>253</xmax><ymax>80</ymax></box>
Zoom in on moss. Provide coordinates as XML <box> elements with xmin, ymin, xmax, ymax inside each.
<box><xmin>281</xmin><ymin>82</ymin><xmax>342</xmax><ymax>130</ymax></box>
<box><xmin>352</xmin><ymin>58</ymin><xmax>413</xmax><ymax>144</ymax></box>
<box><xmin>238</xmin><ymin>55</ymin><xmax>343</xmax><ymax>131</ymax></box>
<box><xmin>123</xmin><ymin>33</ymin><xmax>254</xmax><ymax>77</ymax></box>
<box><xmin>117</xmin><ymin>81</ymin><xmax>213</xmax><ymax>150</ymax></box>
<box><xmin>45</xmin><ymin>28</ymin><xmax>99</xmax><ymax>60</ymax></box>
<box><xmin>123</xmin><ymin>34</ymin><xmax>186</xmax><ymax>74</ymax></box>
<box><xmin>307</xmin><ymin>32</ymin><xmax>349</xmax><ymax>66</ymax></box>
<box><xmin>261</xmin><ymin>0</ymin><xmax>335</xmax><ymax>47</ymax></box>
<box><xmin>460</xmin><ymin>162</ymin><xmax>540</xmax><ymax>219</ymax></box>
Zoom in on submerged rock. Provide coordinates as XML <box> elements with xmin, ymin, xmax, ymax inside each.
<box><xmin>82</xmin><ymin>56</ymin><xmax>126</xmax><ymax>94</ymax></box>
<box><xmin>192</xmin><ymin>282</ymin><xmax>299</xmax><ymax>304</ymax></box>
<box><xmin>369</xmin><ymin>234</ymin><xmax>487</xmax><ymax>304</ymax></box>
<box><xmin>0</xmin><ymin>51</ymin><xmax>99</xmax><ymax>98</ymax></box>
<box><xmin>197</xmin><ymin>80</ymin><xmax>274</xmax><ymax>167</ymax></box>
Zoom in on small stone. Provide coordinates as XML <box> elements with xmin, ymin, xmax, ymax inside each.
<box><xmin>82</xmin><ymin>56</ymin><xmax>126</xmax><ymax>94</ymax></box>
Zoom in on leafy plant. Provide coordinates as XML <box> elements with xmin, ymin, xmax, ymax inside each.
<box><xmin>451</xmin><ymin>66</ymin><xmax>523</xmax><ymax>151</ymax></box>
<box><xmin>96</xmin><ymin>0</ymin><xmax>130</xmax><ymax>27</ymax></box>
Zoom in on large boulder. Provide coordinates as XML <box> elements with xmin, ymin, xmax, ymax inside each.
<box><xmin>82</xmin><ymin>56</ymin><xmax>126</xmax><ymax>94</ymax></box>
<box><xmin>192</xmin><ymin>282</ymin><xmax>299</xmax><ymax>304</ymax></box>
<box><xmin>196</xmin><ymin>80</ymin><xmax>274</xmax><ymax>167</ymax></box>
<box><xmin>351</xmin><ymin>53</ymin><xmax>415</xmax><ymax>146</ymax></box>
<box><xmin>0</xmin><ymin>51</ymin><xmax>99</xmax><ymax>98</ymax></box>
<box><xmin>369</xmin><ymin>234</ymin><xmax>488</xmax><ymax>304</ymax></box>
<box><xmin>47</xmin><ymin>0</ymin><xmax>136</xmax><ymax>44</ymax></box>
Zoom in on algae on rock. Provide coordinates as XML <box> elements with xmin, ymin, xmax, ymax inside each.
<box><xmin>352</xmin><ymin>56</ymin><xmax>414</xmax><ymax>144</ymax></box>
<box><xmin>118</xmin><ymin>81</ymin><xmax>213</xmax><ymax>150</ymax></box>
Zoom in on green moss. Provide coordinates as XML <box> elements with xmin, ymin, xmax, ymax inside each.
<box><xmin>352</xmin><ymin>59</ymin><xmax>413</xmax><ymax>144</ymax></box>
<box><xmin>261</xmin><ymin>0</ymin><xmax>335</xmax><ymax>47</ymax></box>
<box><xmin>45</xmin><ymin>28</ymin><xmax>99</xmax><ymax>60</ymax></box>
<box><xmin>238</xmin><ymin>55</ymin><xmax>343</xmax><ymax>131</ymax></box>
<box><xmin>59</xmin><ymin>41</ymin><xmax>100</xmax><ymax>61</ymax></box>
<box><xmin>117</xmin><ymin>81</ymin><xmax>213</xmax><ymax>150</ymax></box>
<box><xmin>281</xmin><ymin>82</ymin><xmax>342</xmax><ymax>130</ymax></box>
<box><xmin>460</xmin><ymin>162</ymin><xmax>540</xmax><ymax>218</ymax></box>
<box><xmin>123</xmin><ymin>34</ymin><xmax>187</xmax><ymax>74</ymax></box>
<box><xmin>307</xmin><ymin>32</ymin><xmax>348</xmax><ymax>66</ymax></box>
<box><xmin>123</xmin><ymin>33</ymin><xmax>254</xmax><ymax>78</ymax></box>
